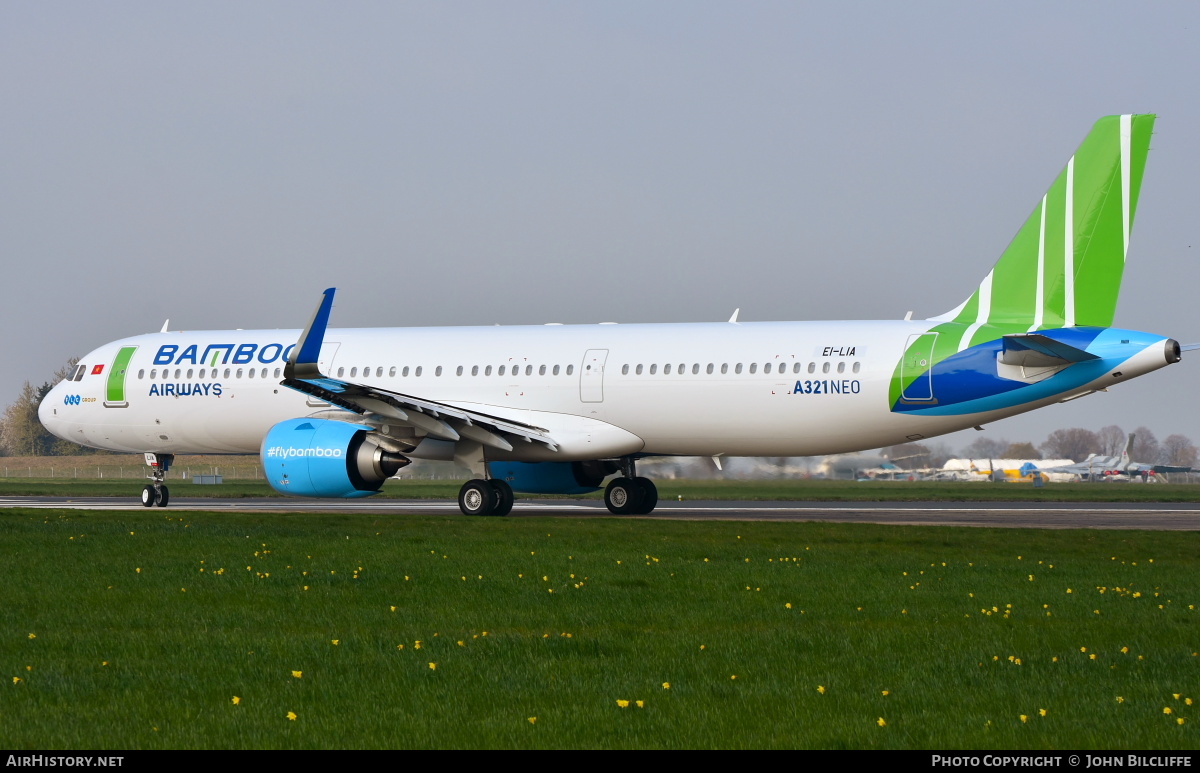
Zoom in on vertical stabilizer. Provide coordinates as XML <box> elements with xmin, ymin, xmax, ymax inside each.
<box><xmin>931</xmin><ymin>114</ymin><xmax>1155</xmax><ymax>341</ymax></box>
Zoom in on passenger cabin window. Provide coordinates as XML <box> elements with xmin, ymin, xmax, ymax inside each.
<box><xmin>149</xmin><ymin>369</ymin><xmax>157</xmax><ymax>379</ymax></box>
<box><xmin>539</xmin><ymin>365</ymin><xmax>546</xmax><ymax>375</ymax></box>
<box><xmin>837</xmin><ymin>362</ymin><xmax>846</xmax><ymax>373</ymax></box>
<box><xmin>735</xmin><ymin>363</ymin><xmax>742</xmax><ymax>374</ymax></box>
<box><xmin>138</xmin><ymin>369</ymin><xmax>145</xmax><ymax>379</ymax></box>
<box><xmin>456</xmin><ymin>366</ymin><xmax>463</xmax><ymax>376</ymax></box>
<box><xmin>822</xmin><ymin>362</ymin><xmax>831</xmax><ymax>373</ymax></box>
<box><xmin>566</xmin><ymin>365</ymin><xmax>574</xmax><ymax>375</ymax></box>
<box><xmin>622</xmin><ymin>364</ymin><xmax>629</xmax><ymax>375</ymax></box>
<box><xmin>389</xmin><ymin>367</ymin><xmax>397</xmax><ymax>377</ymax></box>
<box><xmin>853</xmin><ymin>362</ymin><xmax>861</xmax><ymax>373</ymax></box>
<box><xmin>664</xmin><ymin>364</ymin><xmax>672</xmax><ymax>375</ymax></box>
<box><xmin>415</xmin><ymin>366</ymin><xmax>423</xmax><ymax>377</ymax></box>
<box><xmin>649</xmin><ymin>364</ymin><xmax>657</xmax><ymax>375</ymax></box>
<box><xmin>808</xmin><ymin>362</ymin><xmax>816</xmax><ymax>374</ymax></box>
<box><xmin>402</xmin><ymin>366</ymin><xmax>410</xmax><ymax>377</ymax></box>
<box><xmin>351</xmin><ymin>367</ymin><xmax>358</xmax><ymax>377</ymax></box>
<box><xmin>435</xmin><ymin>366</ymin><xmax>443</xmax><ymax>376</ymax></box>
<box><xmin>749</xmin><ymin>363</ymin><xmax>757</xmax><ymax>374</ymax></box>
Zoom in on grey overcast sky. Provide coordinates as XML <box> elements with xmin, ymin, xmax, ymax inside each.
<box><xmin>3</xmin><ymin>2</ymin><xmax>1199</xmax><ymax>454</ymax></box>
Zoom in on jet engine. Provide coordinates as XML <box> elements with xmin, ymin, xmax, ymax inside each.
<box><xmin>261</xmin><ymin>418</ymin><xmax>409</xmax><ymax>498</ymax></box>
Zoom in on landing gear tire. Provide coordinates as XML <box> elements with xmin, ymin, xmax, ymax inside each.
<box><xmin>633</xmin><ymin>477</ymin><xmax>658</xmax><ymax>514</ymax></box>
<box><xmin>141</xmin><ymin>485</ymin><xmax>156</xmax><ymax>507</ymax></box>
<box><xmin>604</xmin><ymin>477</ymin><xmax>643</xmax><ymax>515</ymax></box>
<box><xmin>156</xmin><ymin>485</ymin><xmax>170</xmax><ymax>508</ymax></box>
<box><xmin>489</xmin><ymin>480</ymin><xmax>514</xmax><ymax>516</ymax></box>
<box><xmin>459</xmin><ymin>479</ymin><xmax>497</xmax><ymax>516</ymax></box>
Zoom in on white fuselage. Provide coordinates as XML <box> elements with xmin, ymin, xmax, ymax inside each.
<box><xmin>39</xmin><ymin>319</ymin><xmax>1150</xmax><ymax>461</ymax></box>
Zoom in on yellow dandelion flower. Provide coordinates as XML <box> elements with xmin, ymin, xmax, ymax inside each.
<box><xmin>136</xmin><ymin>568</ymin><xmax>141</xmax><ymax>573</ymax></box>
<box><xmin>331</xmin><ymin>640</ymin><xmax>339</xmax><ymax>646</ymax></box>
<box><xmin>12</xmin><ymin>677</ymin><xmax>20</xmax><ymax>684</ymax></box>
<box><xmin>1039</xmin><ymin>709</ymin><xmax>1047</xmax><ymax>717</ymax></box>
<box><xmin>1116</xmin><ymin>696</ymin><xmax>1125</xmax><ymax>703</ymax></box>
<box><xmin>291</xmin><ymin>670</ymin><xmax>302</xmax><ymax>678</ymax></box>
<box><xmin>877</xmin><ymin>717</ymin><xmax>886</xmax><ymax>727</ymax></box>
<box><xmin>1175</xmin><ymin>693</ymin><xmax>1182</xmax><ymax>700</ymax></box>
<box><xmin>414</xmin><ymin>641</ymin><xmax>422</xmax><ymax>649</ymax></box>
<box><xmin>232</xmin><ymin>696</ymin><xmax>241</xmax><ymax>705</ymax></box>
<box><xmin>396</xmin><ymin>644</ymin><xmax>404</xmax><ymax>650</ymax></box>
<box><xmin>1080</xmin><ymin>647</ymin><xmax>1087</xmax><ymax>652</ymax></box>
<box><xmin>1089</xmin><ymin>654</ymin><xmax>1097</xmax><ymax>660</ymax></box>
<box><xmin>1178</xmin><ymin>718</ymin><xmax>1186</xmax><ymax>725</ymax></box>
<box><xmin>428</xmin><ymin>663</ymin><xmax>437</xmax><ymax>670</ymax></box>
<box><xmin>730</xmin><ymin>675</ymin><xmax>737</xmax><ymax>680</ymax></box>
<box><xmin>528</xmin><ymin>717</ymin><xmax>537</xmax><ymax>724</ymax></box>
<box><xmin>1121</xmin><ymin>646</ymin><xmax>1129</xmax><ymax>654</ymax></box>
<box><xmin>287</xmin><ymin>711</ymin><xmax>297</xmax><ymax>721</ymax></box>
<box><xmin>785</xmin><ymin>603</ymin><xmax>792</xmax><ymax>609</ymax></box>
<box><xmin>1020</xmin><ymin>715</ymin><xmax>1028</xmax><ymax>723</ymax></box>
<box><xmin>1164</xmin><ymin>707</ymin><xmax>1172</xmax><ymax>715</ymax></box>
<box><xmin>636</xmin><ymin>700</ymin><xmax>645</xmax><ymax>708</ymax></box>
<box><xmin>817</xmin><ymin>685</ymin><xmax>825</xmax><ymax>694</ymax></box>
<box><xmin>882</xmin><ymin>690</ymin><xmax>889</xmax><ymax>696</ymax></box>
<box><xmin>390</xmin><ymin>606</ymin><xmax>397</xmax><ymax>612</ymax></box>
<box><xmin>27</xmin><ymin>634</ymin><xmax>35</xmax><ymax>640</ymax></box>
<box><xmin>457</xmin><ymin>641</ymin><xmax>465</xmax><ymax>647</ymax></box>
<box><xmin>662</xmin><ymin>682</ymin><xmax>671</xmax><ymax>689</ymax></box>
<box><xmin>1187</xmin><ymin>698</ymin><xmax>1194</xmax><ymax>706</ymax></box>
<box><xmin>616</xmin><ymin>700</ymin><xmax>629</xmax><ymax>708</ymax></box>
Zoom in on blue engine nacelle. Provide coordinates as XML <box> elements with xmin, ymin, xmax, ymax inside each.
<box><xmin>488</xmin><ymin>460</ymin><xmax>616</xmax><ymax>495</ymax></box>
<box><xmin>261</xmin><ymin>418</ymin><xmax>409</xmax><ymax>498</ymax></box>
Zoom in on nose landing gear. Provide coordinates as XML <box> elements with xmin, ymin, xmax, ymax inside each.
<box><xmin>140</xmin><ymin>452</ymin><xmax>174</xmax><ymax>507</ymax></box>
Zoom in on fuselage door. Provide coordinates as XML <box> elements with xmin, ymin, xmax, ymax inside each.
<box><xmin>579</xmin><ymin>349</ymin><xmax>609</xmax><ymax>403</ymax></box>
<box><xmin>104</xmin><ymin>346</ymin><xmax>138</xmax><ymax>408</ymax></box>
<box><xmin>900</xmin><ymin>333</ymin><xmax>937</xmax><ymax>401</ymax></box>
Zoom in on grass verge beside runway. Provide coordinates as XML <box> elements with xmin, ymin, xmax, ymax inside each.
<box><xmin>2</xmin><ymin>509</ymin><xmax>1198</xmax><ymax>749</ymax></box>
<box><xmin>3</xmin><ymin>477</ymin><xmax>1200</xmax><ymax>502</ymax></box>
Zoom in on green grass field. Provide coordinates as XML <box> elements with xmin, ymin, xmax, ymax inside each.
<box><xmin>2</xmin><ymin>509</ymin><xmax>1197</xmax><ymax>749</ymax></box>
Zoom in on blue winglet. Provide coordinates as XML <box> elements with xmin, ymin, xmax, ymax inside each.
<box><xmin>285</xmin><ymin>288</ymin><xmax>336</xmax><ymax>380</ymax></box>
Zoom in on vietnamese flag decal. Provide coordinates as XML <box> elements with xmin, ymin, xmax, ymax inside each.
<box><xmin>91</xmin><ymin>364</ymin><xmax>105</xmax><ymax>375</ymax></box>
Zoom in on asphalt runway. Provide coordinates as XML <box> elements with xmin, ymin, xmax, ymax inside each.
<box><xmin>4</xmin><ymin>496</ymin><xmax>1200</xmax><ymax>530</ymax></box>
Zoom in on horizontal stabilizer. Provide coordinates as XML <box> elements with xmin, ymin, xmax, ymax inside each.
<box><xmin>1000</xmin><ymin>334</ymin><xmax>1099</xmax><ymax>366</ymax></box>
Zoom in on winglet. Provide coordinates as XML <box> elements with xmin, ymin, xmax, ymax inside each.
<box><xmin>286</xmin><ymin>288</ymin><xmax>336</xmax><ymax>380</ymax></box>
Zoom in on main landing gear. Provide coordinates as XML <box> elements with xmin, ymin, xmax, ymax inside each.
<box><xmin>454</xmin><ymin>458</ymin><xmax>659</xmax><ymax>516</ymax></box>
<box><xmin>457</xmin><ymin>478</ymin><xmax>514</xmax><ymax>516</ymax></box>
<box><xmin>140</xmin><ymin>452</ymin><xmax>174</xmax><ymax>508</ymax></box>
<box><xmin>603</xmin><ymin>472</ymin><xmax>658</xmax><ymax>515</ymax></box>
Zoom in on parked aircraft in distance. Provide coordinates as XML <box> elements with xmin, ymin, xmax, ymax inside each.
<box><xmin>40</xmin><ymin>115</ymin><xmax>1190</xmax><ymax>514</ymax></box>
<box><xmin>1039</xmin><ymin>434</ymin><xmax>1195</xmax><ymax>480</ymax></box>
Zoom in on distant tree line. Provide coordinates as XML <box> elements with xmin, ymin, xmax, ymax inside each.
<box><xmin>885</xmin><ymin>424</ymin><xmax>1197</xmax><ymax>470</ymax></box>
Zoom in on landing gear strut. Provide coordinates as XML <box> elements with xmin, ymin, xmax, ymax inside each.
<box><xmin>604</xmin><ymin>458</ymin><xmax>658</xmax><ymax>515</ymax></box>
<box><xmin>141</xmin><ymin>453</ymin><xmax>174</xmax><ymax>508</ymax></box>
<box><xmin>458</xmin><ymin>478</ymin><xmax>514</xmax><ymax>516</ymax></box>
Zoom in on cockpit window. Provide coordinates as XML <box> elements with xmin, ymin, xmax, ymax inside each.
<box><xmin>73</xmin><ymin>365</ymin><xmax>86</xmax><ymax>382</ymax></box>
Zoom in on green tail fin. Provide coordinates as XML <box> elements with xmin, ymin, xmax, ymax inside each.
<box><xmin>932</xmin><ymin>114</ymin><xmax>1155</xmax><ymax>342</ymax></box>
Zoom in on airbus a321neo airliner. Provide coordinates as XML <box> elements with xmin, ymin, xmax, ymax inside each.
<box><xmin>40</xmin><ymin>115</ymin><xmax>1186</xmax><ymax>515</ymax></box>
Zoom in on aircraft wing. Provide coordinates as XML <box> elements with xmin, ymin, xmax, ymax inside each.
<box><xmin>280</xmin><ymin>288</ymin><xmax>559</xmax><ymax>454</ymax></box>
